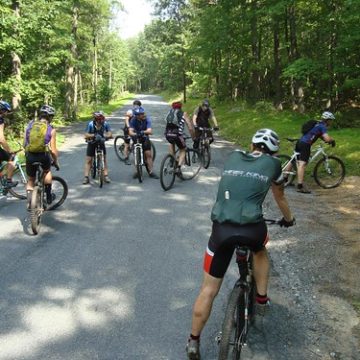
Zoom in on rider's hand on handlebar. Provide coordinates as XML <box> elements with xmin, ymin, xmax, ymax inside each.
<box><xmin>278</xmin><ymin>217</ymin><xmax>296</xmax><ymax>228</ymax></box>
<box><xmin>52</xmin><ymin>161</ymin><xmax>60</xmax><ymax>171</ymax></box>
<box><xmin>329</xmin><ymin>139</ymin><xmax>336</xmax><ymax>147</ymax></box>
<box><xmin>213</xmin><ymin>126</ymin><xmax>219</xmax><ymax>131</ymax></box>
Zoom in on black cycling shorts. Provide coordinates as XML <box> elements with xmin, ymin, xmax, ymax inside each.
<box><xmin>26</xmin><ymin>152</ymin><xmax>52</xmax><ymax>177</ymax></box>
<box><xmin>86</xmin><ymin>142</ymin><xmax>106</xmax><ymax>157</ymax></box>
<box><xmin>123</xmin><ymin>126</ymin><xmax>131</xmax><ymax>144</ymax></box>
<box><xmin>165</xmin><ymin>130</ymin><xmax>186</xmax><ymax>150</ymax></box>
<box><xmin>132</xmin><ymin>136</ymin><xmax>151</xmax><ymax>152</ymax></box>
<box><xmin>295</xmin><ymin>140</ymin><xmax>311</xmax><ymax>162</ymax></box>
<box><xmin>0</xmin><ymin>148</ymin><xmax>10</xmax><ymax>162</ymax></box>
<box><xmin>204</xmin><ymin>221</ymin><xmax>268</xmax><ymax>278</ymax></box>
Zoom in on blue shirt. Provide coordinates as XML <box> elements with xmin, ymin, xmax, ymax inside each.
<box><xmin>300</xmin><ymin>122</ymin><xmax>328</xmax><ymax>145</ymax></box>
<box><xmin>85</xmin><ymin>120</ymin><xmax>111</xmax><ymax>137</ymax></box>
<box><xmin>0</xmin><ymin>116</ymin><xmax>4</xmax><ymax>125</ymax></box>
<box><xmin>130</xmin><ymin>116</ymin><xmax>152</xmax><ymax>134</ymax></box>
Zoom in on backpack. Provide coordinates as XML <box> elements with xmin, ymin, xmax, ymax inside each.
<box><xmin>301</xmin><ymin>120</ymin><xmax>319</xmax><ymax>135</ymax></box>
<box><xmin>165</xmin><ymin>109</ymin><xmax>183</xmax><ymax>127</ymax></box>
<box><xmin>26</xmin><ymin>121</ymin><xmax>51</xmax><ymax>153</ymax></box>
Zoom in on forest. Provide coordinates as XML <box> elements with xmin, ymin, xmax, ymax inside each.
<box><xmin>1</xmin><ymin>0</ymin><xmax>359</xmax><ymax>128</ymax></box>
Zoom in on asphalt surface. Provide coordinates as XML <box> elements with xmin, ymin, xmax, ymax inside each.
<box><xmin>1</xmin><ymin>95</ymin><xmax>356</xmax><ymax>360</ymax></box>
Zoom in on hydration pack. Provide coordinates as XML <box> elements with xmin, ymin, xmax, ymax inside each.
<box><xmin>301</xmin><ymin>120</ymin><xmax>319</xmax><ymax>135</ymax></box>
<box><xmin>25</xmin><ymin>121</ymin><xmax>52</xmax><ymax>153</ymax></box>
<box><xmin>165</xmin><ymin>109</ymin><xmax>183</xmax><ymax>127</ymax></box>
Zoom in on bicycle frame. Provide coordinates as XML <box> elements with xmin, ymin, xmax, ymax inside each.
<box><xmin>0</xmin><ymin>153</ymin><xmax>27</xmax><ymax>196</ymax></box>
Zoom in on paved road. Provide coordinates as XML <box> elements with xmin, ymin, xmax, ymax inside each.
<box><xmin>1</xmin><ymin>95</ymin><xmax>355</xmax><ymax>360</ymax></box>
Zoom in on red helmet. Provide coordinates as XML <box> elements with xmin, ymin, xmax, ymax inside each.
<box><xmin>172</xmin><ymin>101</ymin><xmax>182</xmax><ymax>109</ymax></box>
<box><xmin>93</xmin><ymin>111</ymin><xmax>105</xmax><ymax>122</ymax></box>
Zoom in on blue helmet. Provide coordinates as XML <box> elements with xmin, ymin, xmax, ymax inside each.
<box><xmin>0</xmin><ymin>100</ymin><xmax>11</xmax><ymax>112</ymax></box>
<box><xmin>133</xmin><ymin>107</ymin><xmax>145</xmax><ymax>116</ymax></box>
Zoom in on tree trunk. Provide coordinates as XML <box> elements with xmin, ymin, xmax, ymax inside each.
<box><xmin>92</xmin><ymin>33</ymin><xmax>98</xmax><ymax>104</ymax></box>
<box><xmin>273</xmin><ymin>19</ymin><xmax>282</xmax><ymax>109</ymax></box>
<box><xmin>11</xmin><ymin>0</ymin><xmax>21</xmax><ymax>111</ymax></box>
<box><xmin>249</xmin><ymin>0</ymin><xmax>260</xmax><ymax>103</ymax></box>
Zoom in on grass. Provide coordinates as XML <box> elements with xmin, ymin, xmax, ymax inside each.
<box><xmin>160</xmin><ymin>92</ymin><xmax>360</xmax><ymax>177</ymax></box>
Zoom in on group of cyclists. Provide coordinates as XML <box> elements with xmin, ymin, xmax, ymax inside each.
<box><xmin>0</xmin><ymin>97</ymin><xmax>337</xmax><ymax>360</ymax></box>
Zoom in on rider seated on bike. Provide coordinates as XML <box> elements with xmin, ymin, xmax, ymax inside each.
<box><xmin>0</xmin><ymin>100</ymin><xmax>18</xmax><ymax>189</ymax></box>
<box><xmin>83</xmin><ymin>111</ymin><xmax>112</xmax><ymax>184</ymax></box>
<box><xmin>164</xmin><ymin>101</ymin><xmax>194</xmax><ymax>170</ymax></box>
<box><xmin>129</xmin><ymin>106</ymin><xmax>159</xmax><ymax>179</ymax></box>
<box><xmin>186</xmin><ymin>129</ymin><xmax>295</xmax><ymax>360</ymax></box>
<box><xmin>192</xmin><ymin>99</ymin><xmax>219</xmax><ymax>150</ymax></box>
<box><xmin>287</xmin><ymin>111</ymin><xmax>336</xmax><ymax>194</ymax></box>
<box><xmin>24</xmin><ymin>105</ymin><xmax>59</xmax><ymax>207</ymax></box>
<box><xmin>123</xmin><ymin>99</ymin><xmax>142</xmax><ymax>165</ymax></box>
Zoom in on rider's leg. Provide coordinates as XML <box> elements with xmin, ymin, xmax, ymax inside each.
<box><xmin>84</xmin><ymin>156</ymin><xmax>93</xmax><ymax>177</ymax></box>
<box><xmin>190</xmin><ymin>272</ymin><xmax>223</xmax><ymax>337</ymax></box>
<box><xmin>168</xmin><ymin>143</ymin><xmax>175</xmax><ymax>156</ymax></box>
<box><xmin>253</xmin><ymin>248</ymin><xmax>270</xmax><ymax>296</ymax></box>
<box><xmin>43</xmin><ymin>170</ymin><xmax>54</xmax><ymax>204</ymax></box>
<box><xmin>104</xmin><ymin>155</ymin><xmax>109</xmax><ymax>176</ymax></box>
<box><xmin>145</xmin><ymin>150</ymin><xmax>153</xmax><ymax>173</ymax></box>
<box><xmin>178</xmin><ymin>148</ymin><xmax>186</xmax><ymax>166</ymax></box>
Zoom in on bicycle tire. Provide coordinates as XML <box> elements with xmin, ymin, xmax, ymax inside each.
<box><xmin>276</xmin><ymin>154</ymin><xmax>296</xmax><ymax>186</ymax></box>
<box><xmin>179</xmin><ymin>149</ymin><xmax>202</xmax><ymax>180</ymax></box>
<box><xmin>160</xmin><ymin>154</ymin><xmax>176</xmax><ymax>191</ymax></box>
<box><xmin>218</xmin><ymin>285</ymin><xmax>245</xmax><ymax>360</ymax></box>
<box><xmin>202</xmin><ymin>145</ymin><xmax>211</xmax><ymax>169</ymax></box>
<box><xmin>136</xmin><ymin>147</ymin><xmax>143</xmax><ymax>183</ymax></box>
<box><xmin>46</xmin><ymin>176</ymin><xmax>68</xmax><ymax>211</ymax></box>
<box><xmin>114</xmin><ymin>135</ymin><xmax>127</xmax><ymax>161</ymax></box>
<box><xmin>150</xmin><ymin>141</ymin><xmax>156</xmax><ymax>162</ymax></box>
<box><xmin>97</xmin><ymin>153</ymin><xmax>104</xmax><ymax>188</ymax></box>
<box><xmin>313</xmin><ymin>155</ymin><xmax>345</xmax><ymax>189</ymax></box>
<box><xmin>30</xmin><ymin>186</ymin><xmax>42</xmax><ymax>235</ymax></box>
<box><xmin>91</xmin><ymin>157</ymin><xmax>96</xmax><ymax>179</ymax></box>
<box><xmin>8</xmin><ymin>164</ymin><xmax>27</xmax><ymax>199</ymax></box>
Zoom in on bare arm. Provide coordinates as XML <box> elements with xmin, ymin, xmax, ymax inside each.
<box><xmin>0</xmin><ymin>124</ymin><xmax>11</xmax><ymax>153</ymax></box>
<box><xmin>271</xmin><ymin>183</ymin><xmax>293</xmax><ymax>222</ymax></box>
<box><xmin>49</xmin><ymin>129</ymin><xmax>58</xmax><ymax>161</ymax></box>
<box><xmin>184</xmin><ymin>112</ymin><xmax>195</xmax><ymax>137</ymax></box>
<box><xmin>321</xmin><ymin>133</ymin><xmax>333</xmax><ymax>143</ymax></box>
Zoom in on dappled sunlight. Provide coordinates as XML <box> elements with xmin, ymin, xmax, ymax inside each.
<box><xmin>164</xmin><ymin>193</ymin><xmax>190</xmax><ymax>202</ymax></box>
<box><xmin>197</xmin><ymin>174</ymin><xmax>220</xmax><ymax>185</ymax></box>
<box><xmin>44</xmin><ymin>287</ymin><xmax>75</xmax><ymax>301</ymax></box>
<box><xmin>268</xmin><ymin>236</ymin><xmax>297</xmax><ymax>249</ymax></box>
<box><xmin>149</xmin><ymin>208</ymin><xmax>170</xmax><ymax>215</ymax></box>
<box><xmin>124</xmin><ymin>185</ymin><xmax>145</xmax><ymax>192</ymax></box>
<box><xmin>337</xmin><ymin>206</ymin><xmax>360</xmax><ymax>215</ymax></box>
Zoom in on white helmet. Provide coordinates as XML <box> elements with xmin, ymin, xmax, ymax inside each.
<box><xmin>126</xmin><ymin>109</ymin><xmax>133</xmax><ymax>117</ymax></box>
<box><xmin>321</xmin><ymin>111</ymin><xmax>335</xmax><ymax>120</ymax></box>
<box><xmin>252</xmin><ymin>128</ymin><xmax>280</xmax><ymax>154</ymax></box>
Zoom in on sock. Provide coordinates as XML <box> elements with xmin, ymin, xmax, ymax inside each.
<box><xmin>189</xmin><ymin>334</ymin><xmax>200</xmax><ymax>341</ymax></box>
<box><xmin>297</xmin><ymin>183</ymin><xmax>303</xmax><ymax>189</ymax></box>
<box><xmin>256</xmin><ymin>293</ymin><xmax>269</xmax><ymax>304</ymax></box>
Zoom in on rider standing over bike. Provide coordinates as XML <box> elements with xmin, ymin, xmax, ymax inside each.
<box><xmin>129</xmin><ymin>107</ymin><xmax>159</xmax><ymax>179</ymax></box>
<box><xmin>83</xmin><ymin>111</ymin><xmax>112</xmax><ymax>185</ymax></box>
<box><xmin>192</xmin><ymin>99</ymin><xmax>219</xmax><ymax>150</ymax></box>
<box><xmin>164</xmin><ymin>101</ymin><xmax>194</xmax><ymax>170</ymax></box>
<box><xmin>24</xmin><ymin>105</ymin><xmax>59</xmax><ymax>206</ymax></box>
<box><xmin>0</xmin><ymin>100</ymin><xmax>18</xmax><ymax>189</ymax></box>
<box><xmin>291</xmin><ymin>111</ymin><xmax>336</xmax><ymax>194</ymax></box>
<box><xmin>186</xmin><ymin>129</ymin><xmax>295</xmax><ymax>360</ymax></box>
<box><xmin>123</xmin><ymin>99</ymin><xmax>142</xmax><ymax>165</ymax></box>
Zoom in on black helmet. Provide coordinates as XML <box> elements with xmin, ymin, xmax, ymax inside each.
<box><xmin>133</xmin><ymin>99</ymin><xmax>142</xmax><ymax>107</ymax></box>
<box><xmin>202</xmin><ymin>99</ymin><xmax>210</xmax><ymax>107</ymax></box>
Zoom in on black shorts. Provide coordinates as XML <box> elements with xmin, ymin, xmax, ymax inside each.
<box><xmin>0</xmin><ymin>148</ymin><xmax>10</xmax><ymax>162</ymax></box>
<box><xmin>132</xmin><ymin>137</ymin><xmax>151</xmax><ymax>152</ymax></box>
<box><xmin>86</xmin><ymin>142</ymin><xmax>106</xmax><ymax>157</ymax></box>
<box><xmin>295</xmin><ymin>140</ymin><xmax>311</xmax><ymax>162</ymax></box>
<box><xmin>26</xmin><ymin>152</ymin><xmax>52</xmax><ymax>177</ymax></box>
<box><xmin>123</xmin><ymin>127</ymin><xmax>131</xmax><ymax>144</ymax></box>
<box><xmin>204</xmin><ymin>221</ymin><xmax>268</xmax><ymax>278</ymax></box>
<box><xmin>165</xmin><ymin>130</ymin><xmax>186</xmax><ymax>150</ymax></box>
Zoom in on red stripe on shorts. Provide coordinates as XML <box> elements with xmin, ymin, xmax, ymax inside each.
<box><xmin>203</xmin><ymin>247</ymin><xmax>214</xmax><ymax>274</ymax></box>
<box><xmin>263</xmin><ymin>232</ymin><xmax>269</xmax><ymax>246</ymax></box>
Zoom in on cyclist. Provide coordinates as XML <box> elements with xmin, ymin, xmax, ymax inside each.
<box><xmin>24</xmin><ymin>105</ymin><xmax>59</xmax><ymax>206</ymax></box>
<box><xmin>186</xmin><ymin>129</ymin><xmax>295</xmax><ymax>360</ymax></box>
<box><xmin>164</xmin><ymin>101</ymin><xmax>194</xmax><ymax>170</ymax></box>
<box><xmin>289</xmin><ymin>111</ymin><xmax>336</xmax><ymax>194</ymax></box>
<box><xmin>123</xmin><ymin>99</ymin><xmax>142</xmax><ymax>165</ymax></box>
<box><xmin>83</xmin><ymin>111</ymin><xmax>112</xmax><ymax>185</ymax></box>
<box><xmin>192</xmin><ymin>99</ymin><xmax>219</xmax><ymax>150</ymax></box>
<box><xmin>128</xmin><ymin>106</ymin><xmax>158</xmax><ymax>179</ymax></box>
<box><xmin>0</xmin><ymin>100</ymin><xmax>18</xmax><ymax>188</ymax></box>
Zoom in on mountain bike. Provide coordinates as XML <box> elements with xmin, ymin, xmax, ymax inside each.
<box><xmin>29</xmin><ymin>163</ymin><xmax>68</xmax><ymax>235</ymax></box>
<box><xmin>0</xmin><ymin>149</ymin><xmax>27</xmax><ymax>199</ymax></box>
<box><xmin>196</xmin><ymin>126</ymin><xmax>215</xmax><ymax>169</ymax></box>
<box><xmin>134</xmin><ymin>135</ymin><xmax>156</xmax><ymax>183</ymax></box>
<box><xmin>159</xmin><ymin>136</ymin><xmax>202</xmax><ymax>191</ymax></box>
<box><xmin>217</xmin><ymin>219</ymin><xmax>281</xmax><ymax>360</ymax></box>
<box><xmin>114</xmin><ymin>134</ymin><xmax>156</xmax><ymax>163</ymax></box>
<box><xmin>276</xmin><ymin>138</ymin><xmax>345</xmax><ymax>189</ymax></box>
<box><xmin>90</xmin><ymin>137</ymin><xmax>111</xmax><ymax>188</ymax></box>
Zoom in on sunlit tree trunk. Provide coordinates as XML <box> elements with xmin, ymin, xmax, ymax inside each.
<box><xmin>11</xmin><ymin>0</ymin><xmax>21</xmax><ymax>111</ymax></box>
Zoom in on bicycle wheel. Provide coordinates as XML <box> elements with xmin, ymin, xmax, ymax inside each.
<box><xmin>276</xmin><ymin>154</ymin><xmax>296</xmax><ymax>186</ymax></box>
<box><xmin>91</xmin><ymin>157</ymin><xmax>96</xmax><ymax>179</ymax></box>
<box><xmin>313</xmin><ymin>155</ymin><xmax>345</xmax><ymax>189</ymax></box>
<box><xmin>201</xmin><ymin>145</ymin><xmax>211</xmax><ymax>169</ymax></box>
<box><xmin>46</xmin><ymin>176</ymin><xmax>68</xmax><ymax>211</ymax></box>
<box><xmin>8</xmin><ymin>164</ymin><xmax>27</xmax><ymax>199</ymax></box>
<box><xmin>135</xmin><ymin>147</ymin><xmax>143</xmax><ymax>183</ymax></box>
<box><xmin>179</xmin><ymin>149</ymin><xmax>202</xmax><ymax>180</ymax></box>
<box><xmin>30</xmin><ymin>186</ymin><xmax>42</xmax><ymax>235</ymax></box>
<box><xmin>160</xmin><ymin>154</ymin><xmax>176</xmax><ymax>191</ymax></box>
<box><xmin>114</xmin><ymin>135</ymin><xmax>127</xmax><ymax>161</ymax></box>
<box><xmin>97</xmin><ymin>153</ymin><xmax>104</xmax><ymax>188</ymax></box>
<box><xmin>150</xmin><ymin>140</ymin><xmax>156</xmax><ymax>162</ymax></box>
<box><xmin>218</xmin><ymin>285</ymin><xmax>245</xmax><ymax>360</ymax></box>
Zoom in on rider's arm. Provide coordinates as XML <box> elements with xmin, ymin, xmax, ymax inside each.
<box><xmin>321</xmin><ymin>133</ymin><xmax>333</xmax><ymax>143</ymax></box>
<box><xmin>129</xmin><ymin>127</ymin><xmax>137</xmax><ymax>137</ymax></box>
<box><xmin>271</xmin><ymin>183</ymin><xmax>293</xmax><ymax>222</ymax></box>
<box><xmin>143</xmin><ymin>127</ymin><xmax>152</xmax><ymax>136</ymax></box>
<box><xmin>104</xmin><ymin>123</ymin><xmax>112</xmax><ymax>139</ymax></box>
<box><xmin>192</xmin><ymin>107</ymin><xmax>199</xmax><ymax>127</ymax></box>
<box><xmin>0</xmin><ymin>123</ymin><xmax>11</xmax><ymax>153</ymax></box>
<box><xmin>210</xmin><ymin>108</ymin><xmax>219</xmax><ymax>127</ymax></box>
<box><xmin>49</xmin><ymin>128</ymin><xmax>58</xmax><ymax>161</ymax></box>
<box><xmin>184</xmin><ymin>112</ymin><xmax>195</xmax><ymax>137</ymax></box>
